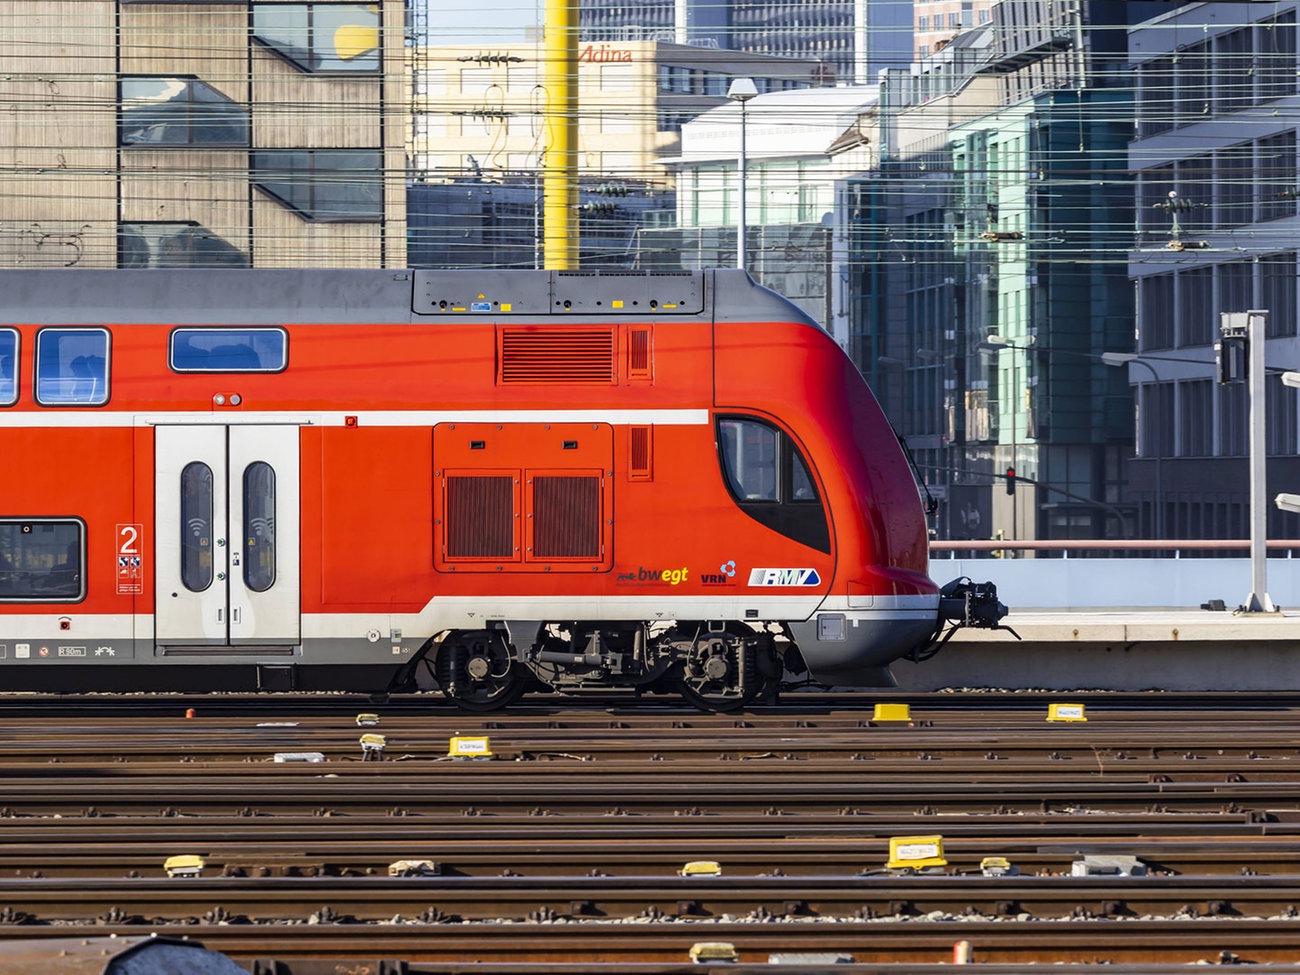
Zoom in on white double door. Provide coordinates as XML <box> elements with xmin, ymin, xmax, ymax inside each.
<box><xmin>154</xmin><ymin>425</ymin><xmax>300</xmax><ymax>647</ymax></box>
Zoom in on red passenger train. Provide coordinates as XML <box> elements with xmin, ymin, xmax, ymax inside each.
<box><xmin>0</xmin><ymin>268</ymin><xmax>1003</xmax><ymax>710</ymax></box>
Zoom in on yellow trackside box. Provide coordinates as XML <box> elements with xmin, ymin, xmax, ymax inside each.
<box><xmin>448</xmin><ymin>735</ymin><xmax>493</xmax><ymax>758</ymax></box>
<box><xmin>164</xmin><ymin>855</ymin><xmax>206</xmax><ymax>878</ymax></box>
<box><xmin>872</xmin><ymin>703</ymin><xmax>911</xmax><ymax>721</ymax></box>
<box><xmin>1047</xmin><ymin>703</ymin><xmax>1087</xmax><ymax>722</ymax></box>
<box><xmin>886</xmin><ymin>834</ymin><xmax>947</xmax><ymax>871</ymax></box>
<box><xmin>689</xmin><ymin>942</ymin><xmax>739</xmax><ymax>963</ymax></box>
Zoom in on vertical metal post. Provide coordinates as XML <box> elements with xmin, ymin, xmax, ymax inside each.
<box><xmin>727</xmin><ymin>78</ymin><xmax>756</xmax><ymax>271</ymax></box>
<box><xmin>737</xmin><ymin>99</ymin><xmax>747</xmax><ymax>270</ymax></box>
<box><xmin>1239</xmin><ymin>309</ymin><xmax>1275</xmax><ymax>613</ymax></box>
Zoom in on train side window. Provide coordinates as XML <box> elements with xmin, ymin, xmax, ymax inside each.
<box><xmin>0</xmin><ymin>329</ymin><xmax>16</xmax><ymax>406</ymax></box>
<box><xmin>180</xmin><ymin>463</ymin><xmax>214</xmax><ymax>592</ymax></box>
<box><xmin>243</xmin><ymin>462</ymin><xmax>277</xmax><ymax>593</ymax></box>
<box><xmin>170</xmin><ymin>328</ymin><xmax>287</xmax><ymax>372</ymax></box>
<box><xmin>35</xmin><ymin>328</ymin><xmax>110</xmax><ymax>406</ymax></box>
<box><xmin>716</xmin><ymin>416</ymin><xmax>830</xmax><ymax>554</ymax></box>
<box><xmin>0</xmin><ymin>520</ymin><xmax>85</xmax><ymax>602</ymax></box>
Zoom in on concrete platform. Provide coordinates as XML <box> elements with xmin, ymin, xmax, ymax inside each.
<box><xmin>889</xmin><ymin>608</ymin><xmax>1300</xmax><ymax>692</ymax></box>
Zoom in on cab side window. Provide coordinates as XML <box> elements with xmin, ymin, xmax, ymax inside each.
<box><xmin>717</xmin><ymin>417</ymin><xmax>830</xmax><ymax>553</ymax></box>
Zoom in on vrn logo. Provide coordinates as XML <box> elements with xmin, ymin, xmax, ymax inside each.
<box><xmin>748</xmin><ymin>568</ymin><xmax>822</xmax><ymax>587</ymax></box>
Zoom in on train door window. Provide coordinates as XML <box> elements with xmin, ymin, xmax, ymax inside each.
<box><xmin>0</xmin><ymin>519</ymin><xmax>85</xmax><ymax>601</ymax></box>
<box><xmin>170</xmin><ymin>328</ymin><xmax>287</xmax><ymax>372</ymax></box>
<box><xmin>243</xmin><ymin>462</ymin><xmax>277</xmax><ymax>592</ymax></box>
<box><xmin>0</xmin><ymin>329</ymin><xmax>16</xmax><ymax>406</ymax></box>
<box><xmin>180</xmin><ymin>462</ymin><xmax>214</xmax><ymax>592</ymax></box>
<box><xmin>716</xmin><ymin>416</ymin><xmax>830</xmax><ymax>554</ymax></box>
<box><xmin>35</xmin><ymin>328</ymin><xmax>110</xmax><ymax>406</ymax></box>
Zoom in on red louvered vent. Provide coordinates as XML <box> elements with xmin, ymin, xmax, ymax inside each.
<box><xmin>446</xmin><ymin>475</ymin><xmax>515</xmax><ymax>559</ymax></box>
<box><xmin>628</xmin><ymin>327</ymin><xmax>652</xmax><ymax>380</ymax></box>
<box><xmin>500</xmin><ymin>328</ymin><xmax>616</xmax><ymax>384</ymax></box>
<box><xmin>629</xmin><ymin>425</ymin><xmax>652</xmax><ymax>480</ymax></box>
<box><xmin>532</xmin><ymin>475</ymin><xmax>601</xmax><ymax>559</ymax></box>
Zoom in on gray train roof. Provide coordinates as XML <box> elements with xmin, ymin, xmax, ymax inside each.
<box><xmin>0</xmin><ymin>268</ymin><xmax>821</xmax><ymax>328</ymax></box>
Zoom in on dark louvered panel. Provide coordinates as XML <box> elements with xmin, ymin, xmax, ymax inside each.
<box><xmin>500</xmin><ymin>328</ymin><xmax>615</xmax><ymax>384</ymax></box>
<box><xmin>629</xmin><ymin>424</ymin><xmax>652</xmax><ymax>480</ymax></box>
<box><xmin>446</xmin><ymin>475</ymin><xmax>515</xmax><ymax>559</ymax></box>
<box><xmin>533</xmin><ymin>475</ymin><xmax>600</xmax><ymax>559</ymax></box>
<box><xmin>628</xmin><ymin>327</ymin><xmax>652</xmax><ymax>378</ymax></box>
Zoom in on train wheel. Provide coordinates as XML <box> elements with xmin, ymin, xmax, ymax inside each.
<box><xmin>435</xmin><ymin>631</ymin><xmax>527</xmax><ymax>712</ymax></box>
<box><xmin>676</xmin><ymin>627</ymin><xmax>772</xmax><ymax>713</ymax></box>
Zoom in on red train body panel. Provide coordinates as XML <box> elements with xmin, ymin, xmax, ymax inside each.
<box><xmin>0</xmin><ymin>269</ymin><xmax>1001</xmax><ymax>709</ymax></box>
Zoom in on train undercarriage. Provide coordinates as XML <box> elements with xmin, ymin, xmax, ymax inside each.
<box><xmin>394</xmin><ymin>621</ymin><xmax>800</xmax><ymax>712</ymax></box>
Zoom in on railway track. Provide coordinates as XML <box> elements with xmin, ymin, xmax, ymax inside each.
<box><xmin>9</xmin><ymin>697</ymin><xmax>1300</xmax><ymax>969</ymax></box>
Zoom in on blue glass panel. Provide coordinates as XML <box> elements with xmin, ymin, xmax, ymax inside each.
<box><xmin>35</xmin><ymin>329</ymin><xmax>109</xmax><ymax>406</ymax></box>
<box><xmin>171</xmin><ymin>328</ymin><xmax>287</xmax><ymax>372</ymax></box>
<box><xmin>0</xmin><ymin>330</ymin><xmax>16</xmax><ymax>405</ymax></box>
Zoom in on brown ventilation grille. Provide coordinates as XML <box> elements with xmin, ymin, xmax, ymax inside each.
<box><xmin>532</xmin><ymin>475</ymin><xmax>601</xmax><ymax>559</ymax></box>
<box><xmin>500</xmin><ymin>328</ymin><xmax>616</xmax><ymax>384</ymax></box>
<box><xmin>629</xmin><ymin>425</ymin><xmax>652</xmax><ymax>480</ymax></box>
<box><xmin>446</xmin><ymin>475</ymin><xmax>515</xmax><ymax>559</ymax></box>
<box><xmin>628</xmin><ymin>326</ymin><xmax>652</xmax><ymax>380</ymax></box>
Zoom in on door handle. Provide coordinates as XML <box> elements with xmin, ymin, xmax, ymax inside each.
<box><xmin>217</xmin><ymin>608</ymin><xmax>223</xmax><ymax>623</ymax></box>
<box><xmin>233</xmin><ymin>607</ymin><xmax>241</xmax><ymax>625</ymax></box>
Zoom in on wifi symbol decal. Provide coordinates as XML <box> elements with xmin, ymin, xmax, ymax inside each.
<box><xmin>186</xmin><ymin>518</ymin><xmax>208</xmax><ymax>539</ymax></box>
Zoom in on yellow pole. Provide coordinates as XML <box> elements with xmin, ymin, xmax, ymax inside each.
<box><xmin>543</xmin><ymin>0</ymin><xmax>578</xmax><ymax>269</ymax></box>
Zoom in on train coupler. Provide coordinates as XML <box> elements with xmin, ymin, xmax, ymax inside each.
<box><xmin>937</xmin><ymin>576</ymin><xmax>1016</xmax><ymax>636</ymax></box>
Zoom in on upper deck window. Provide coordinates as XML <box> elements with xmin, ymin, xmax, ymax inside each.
<box><xmin>170</xmin><ymin>328</ymin><xmax>287</xmax><ymax>372</ymax></box>
<box><xmin>35</xmin><ymin>329</ymin><xmax>110</xmax><ymax>406</ymax></box>
<box><xmin>0</xmin><ymin>329</ymin><xmax>16</xmax><ymax>406</ymax></box>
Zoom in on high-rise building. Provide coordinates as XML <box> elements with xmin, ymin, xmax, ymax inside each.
<box><xmin>578</xmin><ymin>0</ymin><xmax>912</xmax><ymax>85</ymax></box>
<box><xmin>0</xmin><ymin>1</ymin><xmax>407</xmax><ymax>268</ymax></box>
<box><xmin>913</xmin><ymin>0</ymin><xmax>994</xmax><ymax>59</ymax></box>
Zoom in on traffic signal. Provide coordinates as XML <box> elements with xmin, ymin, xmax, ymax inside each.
<box><xmin>1004</xmin><ymin>467</ymin><xmax>1016</xmax><ymax>495</ymax></box>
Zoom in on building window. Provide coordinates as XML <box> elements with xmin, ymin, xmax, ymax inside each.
<box><xmin>252</xmin><ymin>149</ymin><xmax>383</xmax><ymax>221</ymax></box>
<box><xmin>0</xmin><ymin>329</ymin><xmax>15</xmax><ymax>406</ymax></box>
<box><xmin>120</xmin><ymin>77</ymin><xmax>247</xmax><ymax>146</ymax></box>
<box><xmin>252</xmin><ymin>4</ymin><xmax>380</xmax><ymax>74</ymax></box>
<box><xmin>170</xmin><ymin>328</ymin><xmax>288</xmax><ymax>372</ymax></box>
<box><xmin>0</xmin><ymin>520</ymin><xmax>84</xmax><ymax>602</ymax></box>
<box><xmin>119</xmin><ymin>223</ymin><xmax>248</xmax><ymax>269</ymax></box>
<box><xmin>35</xmin><ymin>328</ymin><xmax>109</xmax><ymax>407</ymax></box>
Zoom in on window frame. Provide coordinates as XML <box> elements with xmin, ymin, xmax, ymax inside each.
<box><xmin>34</xmin><ymin>328</ymin><xmax>111</xmax><ymax>407</ymax></box>
<box><xmin>0</xmin><ymin>518</ymin><xmax>87</xmax><ymax>603</ymax></box>
<box><xmin>251</xmin><ymin>148</ymin><xmax>384</xmax><ymax>222</ymax></box>
<box><xmin>119</xmin><ymin>75</ymin><xmax>249</xmax><ymax>148</ymax></box>
<box><xmin>0</xmin><ymin>328</ymin><xmax>17</xmax><ymax>406</ymax></box>
<box><xmin>251</xmin><ymin>3</ymin><xmax>382</xmax><ymax>75</ymax></box>
<box><xmin>169</xmin><ymin>327</ymin><xmax>289</xmax><ymax>374</ymax></box>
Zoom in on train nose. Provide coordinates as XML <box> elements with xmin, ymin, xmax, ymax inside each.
<box><xmin>788</xmin><ymin>604</ymin><xmax>940</xmax><ymax>687</ymax></box>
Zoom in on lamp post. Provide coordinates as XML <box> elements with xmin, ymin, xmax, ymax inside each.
<box><xmin>727</xmin><ymin>77</ymin><xmax>757</xmax><ymax>271</ymax></box>
<box><xmin>1100</xmin><ymin>352</ymin><xmax>1163</xmax><ymax>540</ymax></box>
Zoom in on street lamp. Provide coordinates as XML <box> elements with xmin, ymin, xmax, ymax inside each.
<box><xmin>1100</xmin><ymin>351</ymin><xmax>1163</xmax><ymax>541</ymax></box>
<box><xmin>727</xmin><ymin>77</ymin><xmax>757</xmax><ymax>271</ymax></box>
